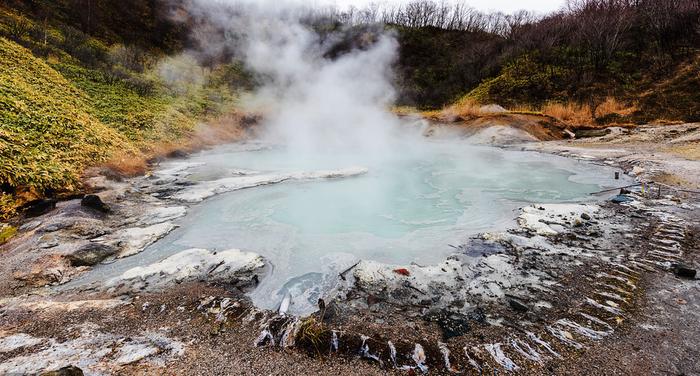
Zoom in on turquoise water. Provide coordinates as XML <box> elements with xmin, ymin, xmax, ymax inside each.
<box><xmin>141</xmin><ymin>140</ymin><xmax>623</xmax><ymax>313</ymax></box>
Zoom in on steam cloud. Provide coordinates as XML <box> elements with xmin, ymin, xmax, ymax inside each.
<box><xmin>176</xmin><ymin>0</ymin><xmax>405</xmax><ymax>156</ymax></box>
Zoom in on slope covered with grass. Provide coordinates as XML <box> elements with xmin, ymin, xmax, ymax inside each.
<box><xmin>0</xmin><ymin>37</ymin><xmax>130</xmax><ymax>212</ymax></box>
<box><xmin>0</xmin><ymin>5</ymin><xmax>250</xmax><ymax>219</ymax></box>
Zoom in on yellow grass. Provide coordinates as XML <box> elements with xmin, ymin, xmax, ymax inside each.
<box><xmin>597</xmin><ymin>97</ymin><xmax>637</xmax><ymax>117</ymax></box>
<box><xmin>541</xmin><ymin>101</ymin><xmax>592</xmax><ymax>125</ymax></box>
<box><xmin>540</xmin><ymin>98</ymin><xmax>637</xmax><ymax>126</ymax></box>
<box><xmin>446</xmin><ymin>98</ymin><xmax>485</xmax><ymax>118</ymax></box>
<box><xmin>425</xmin><ymin>97</ymin><xmax>635</xmax><ymax>127</ymax></box>
<box><xmin>508</xmin><ymin>104</ymin><xmax>539</xmax><ymax>113</ymax></box>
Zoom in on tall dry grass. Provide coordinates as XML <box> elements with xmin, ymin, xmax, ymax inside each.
<box><xmin>541</xmin><ymin>102</ymin><xmax>592</xmax><ymax>125</ymax></box>
<box><xmin>541</xmin><ymin>98</ymin><xmax>636</xmax><ymax>125</ymax></box>
<box><xmin>433</xmin><ymin>97</ymin><xmax>635</xmax><ymax>126</ymax></box>
<box><xmin>439</xmin><ymin>98</ymin><xmax>508</xmax><ymax>121</ymax></box>
<box><xmin>597</xmin><ymin>97</ymin><xmax>637</xmax><ymax>117</ymax></box>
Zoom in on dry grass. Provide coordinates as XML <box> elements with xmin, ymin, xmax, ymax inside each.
<box><xmin>101</xmin><ymin>158</ymin><xmax>148</xmax><ymax>179</ymax></box>
<box><xmin>540</xmin><ymin>98</ymin><xmax>637</xmax><ymax>126</ymax></box>
<box><xmin>597</xmin><ymin>97</ymin><xmax>637</xmax><ymax>117</ymax></box>
<box><xmin>444</xmin><ymin>98</ymin><xmax>485</xmax><ymax>119</ymax></box>
<box><xmin>541</xmin><ymin>101</ymin><xmax>592</xmax><ymax>125</ymax></box>
<box><xmin>391</xmin><ymin>106</ymin><xmax>420</xmax><ymax>116</ymax></box>
<box><xmin>296</xmin><ymin>318</ymin><xmax>328</xmax><ymax>355</ymax></box>
<box><xmin>191</xmin><ymin>113</ymin><xmax>249</xmax><ymax>147</ymax></box>
<box><xmin>508</xmin><ymin>104</ymin><xmax>540</xmax><ymax>113</ymax></box>
<box><xmin>424</xmin><ymin>97</ymin><xmax>636</xmax><ymax>128</ymax></box>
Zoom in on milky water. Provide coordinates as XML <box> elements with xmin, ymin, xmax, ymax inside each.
<box><xmin>120</xmin><ymin>139</ymin><xmax>624</xmax><ymax>314</ymax></box>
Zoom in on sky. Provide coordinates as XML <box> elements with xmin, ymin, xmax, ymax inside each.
<box><xmin>319</xmin><ymin>0</ymin><xmax>566</xmax><ymax>14</ymax></box>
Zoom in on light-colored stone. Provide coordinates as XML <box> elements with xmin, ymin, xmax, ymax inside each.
<box><xmin>107</xmin><ymin>248</ymin><xmax>265</xmax><ymax>292</ymax></box>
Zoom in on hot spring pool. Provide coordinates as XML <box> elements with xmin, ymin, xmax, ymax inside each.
<box><xmin>90</xmin><ymin>140</ymin><xmax>627</xmax><ymax>314</ymax></box>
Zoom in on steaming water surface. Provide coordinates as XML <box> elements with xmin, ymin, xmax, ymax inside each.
<box><xmin>115</xmin><ymin>139</ymin><xmax>622</xmax><ymax>314</ymax></box>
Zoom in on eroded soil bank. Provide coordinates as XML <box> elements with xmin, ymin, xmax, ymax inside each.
<box><xmin>0</xmin><ymin>122</ymin><xmax>698</xmax><ymax>375</ymax></box>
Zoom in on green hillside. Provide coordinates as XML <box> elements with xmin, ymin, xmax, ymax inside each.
<box><xmin>0</xmin><ymin>36</ymin><xmax>129</xmax><ymax>213</ymax></box>
<box><xmin>0</xmin><ymin>6</ymin><xmax>247</xmax><ymax>218</ymax></box>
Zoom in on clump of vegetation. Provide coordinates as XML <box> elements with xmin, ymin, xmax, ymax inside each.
<box><xmin>446</xmin><ymin>98</ymin><xmax>487</xmax><ymax>118</ymax></box>
<box><xmin>0</xmin><ymin>224</ymin><xmax>17</xmax><ymax>245</ymax></box>
<box><xmin>296</xmin><ymin>318</ymin><xmax>330</xmax><ymax>355</ymax></box>
<box><xmin>465</xmin><ymin>55</ymin><xmax>569</xmax><ymax>108</ymax></box>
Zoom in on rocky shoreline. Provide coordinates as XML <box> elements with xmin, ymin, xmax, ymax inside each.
<box><xmin>0</xmin><ymin>124</ymin><xmax>698</xmax><ymax>375</ymax></box>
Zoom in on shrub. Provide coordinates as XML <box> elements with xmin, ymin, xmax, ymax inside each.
<box><xmin>109</xmin><ymin>44</ymin><xmax>152</xmax><ymax>73</ymax></box>
<box><xmin>6</xmin><ymin>16</ymin><xmax>30</xmax><ymax>40</ymax></box>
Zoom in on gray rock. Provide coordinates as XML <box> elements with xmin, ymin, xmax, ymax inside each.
<box><xmin>581</xmin><ymin>213</ymin><xmax>591</xmax><ymax>220</ymax></box>
<box><xmin>19</xmin><ymin>221</ymin><xmax>42</xmax><ymax>232</ymax></box>
<box><xmin>81</xmin><ymin>195</ymin><xmax>110</xmax><ymax>213</ymax></box>
<box><xmin>70</xmin><ymin>219</ymin><xmax>112</xmax><ymax>239</ymax></box>
<box><xmin>41</xmin><ymin>217</ymin><xmax>77</xmax><ymax>233</ymax></box>
<box><xmin>672</xmin><ymin>264</ymin><xmax>697</xmax><ymax>279</ymax></box>
<box><xmin>507</xmin><ymin>298</ymin><xmax>529</xmax><ymax>313</ymax></box>
<box><xmin>39</xmin><ymin>241</ymin><xmax>59</xmax><ymax>249</ymax></box>
<box><xmin>611</xmin><ymin>195</ymin><xmax>633</xmax><ymax>204</ymax></box>
<box><xmin>40</xmin><ymin>366</ymin><xmax>84</xmax><ymax>376</ymax></box>
<box><xmin>66</xmin><ymin>243</ymin><xmax>118</xmax><ymax>266</ymax></box>
<box><xmin>23</xmin><ymin>199</ymin><xmax>57</xmax><ymax>217</ymax></box>
<box><xmin>479</xmin><ymin>104</ymin><xmax>507</xmax><ymax>113</ymax></box>
<box><xmin>574</xmin><ymin>128</ymin><xmax>612</xmax><ymax>138</ymax></box>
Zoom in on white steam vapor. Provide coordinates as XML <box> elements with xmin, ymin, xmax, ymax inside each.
<box><xmin>179</xmin><ymin>0</ymin><xmax>405</xmax><ymax>155</ymax></box>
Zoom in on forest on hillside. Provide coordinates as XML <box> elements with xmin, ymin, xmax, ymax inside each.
<box><xmin>0</xmin><ymin>0</ymin><xmax>699</xmax><ymax>216</ymax></box>
<box><xmin>4</xmin><ymin>0</ymin><xmax>700</xmax><ymax>116</ymax></box>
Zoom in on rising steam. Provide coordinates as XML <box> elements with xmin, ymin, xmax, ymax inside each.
<box><xmin>176</xmin><ymin>0</ymin><xmax>405</xmax><ymax>156</ymax></box>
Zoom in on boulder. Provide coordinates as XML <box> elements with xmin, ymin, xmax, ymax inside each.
<box><xmin>611</xmin><ymin>195</ymin><xmax>634</xmax><ymax>204</ymax></box>
<box><xmin>574</xmin><ymin>128</ymin><xmax>612</xmax><ymax>138</ymax></box>
<box><xmin>507</xmin><ymin>298</ymin><xmax>529</xmax><ymax>313</ymax></box>
<box><xmin>13</xmin><ymin>255</ymin><xmax>72</xmax><ymax>287</ymax></box>
<box><xmin>66</xmin><ymin>243</ymin><xmax>119</xmax><ymax>266</ymax></box>
<box><xmin>672</xmin><ymin>264</ymin><xmax>697</xmax><ymax>279</ymax></box>
<box><xmin>23</xmin><ymin>199</ymin><xmax>57</xmax><ymax>217</ymax></box>
<box><xmin>479</xmin><ymin>104</ymin><xmax>508</xmax><ymax>114</ymax></box>
<box><xmin>80</xmin><ymin>195</ymin><xmax>110</xmax><ymax>213</ymax></box>
<box><xmin>106</xmin><ymin>248</ymin><xmax>266</xmax><ymax>292</ymax></box>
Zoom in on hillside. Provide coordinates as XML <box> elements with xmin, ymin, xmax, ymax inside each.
<box><xmin>0</xmin><ymin>5</ymin><xmax>249</xmax><ymax>218</ymax></box>
<box><xmin>0</xmin><ymin>0</ymin><xmax>699</xmax><ymax>219</ymax></box>
<box><xmin>0</xmin><ymin>36</ymin><xmax>129</xmax><ymax>214</ymax></box>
